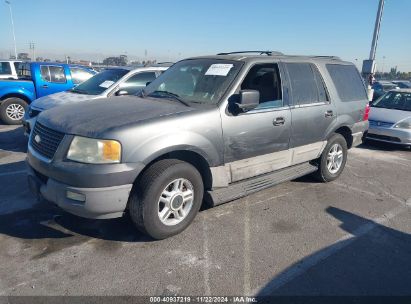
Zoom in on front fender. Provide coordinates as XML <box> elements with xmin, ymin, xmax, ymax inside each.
<box><xmin>0</xmin><ymin>85</ymin><xmax>35</xmax><ymax>103</ymax></box>
<box><xmin>125</xmin><ymin>130</ymin><xmax>223</xmax><ymax>168</ymax></box>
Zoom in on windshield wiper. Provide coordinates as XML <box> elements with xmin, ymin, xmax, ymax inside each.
<box><xmin>148</xmin><ymin>90</ymin><xmax>190</xmax><ymax>107</ymax></box>
<box><xmin>71</xmin><ymin>88</ymin><xmax>90</xmax><ymax>95</ymax></box>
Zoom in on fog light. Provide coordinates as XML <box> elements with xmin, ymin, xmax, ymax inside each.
<box><xmin>66</xmin><ymin>191</ymin><xmax>86</xmax><ymax>202</ymax></box>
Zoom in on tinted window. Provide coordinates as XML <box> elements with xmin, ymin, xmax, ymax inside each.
<box><xmin>326</xmin><ymin>64</ymin><xmax>367</xmax><ymax>102</ymax></box>
<box><xmin>17</xmin><ymin>63</ymin><xmax>31</xmax><ymax>79</ymax></box>
<box><xmin>240</xmin><ymin>64</ymin><xmax>283</xmax><ymax>109</ymax></box>
<box><xmin>71</xmin><ymin>69</ymin><xmax>129</xmax><ymax>95</ymax></box>
<box><xmin>286</xmin><ymin>63</ymin><xmax>328</xmax><ymax>105</ymax></box>
<box><xmin>70</xmin><ymin>67</ymin><xmax>93</xmax><ymax>84</ymax></box>
<box><xmin>0</xmin><ymin>62</ymin><xmax>12</xmax><ymax>75</ymax></box>
<box><xmin>13</xmin><ymin>62</ymin><xmax>21</xmax><ymax>72</ymax></box>
<box><xmin>119</xmin><ymin>72</ymin><xmax>156</xmax><ymax>94</ymax></box>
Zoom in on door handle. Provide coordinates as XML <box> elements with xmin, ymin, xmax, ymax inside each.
<box><xmin>273</xmin><ymin>117</ymin><xmax>285</xmax><ymax>126</ymax></box>
<box><xmin>325</xmin><ymin>110</ymin><xmax>334</xmax><ymax>118</ymax></box>
<box><xmin>42</xmin><ymin>85</ymin><xmax>48</xmax><ymax>88</ymax></box>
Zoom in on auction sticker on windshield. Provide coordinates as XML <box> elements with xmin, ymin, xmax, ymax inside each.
<box><xmin>99</xmin><ymin>80</ymin><xmax>115</xmax><ymax>88</ymax></box>
<box><xmin>205</xmin><ymin>64</ymin><xmax>234</xmax><ymax>76</ymax></box>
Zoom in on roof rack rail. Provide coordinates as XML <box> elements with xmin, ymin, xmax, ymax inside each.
<box><xmin>217</xmin><ymin>51</ymin><xmax>284</xmax><ymax>56</ymax></box>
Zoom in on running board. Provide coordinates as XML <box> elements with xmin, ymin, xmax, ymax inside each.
<box><xmin>205</xmin><ymin>162</ymin><xmax>318</xmax><ymax>207</ymax></box>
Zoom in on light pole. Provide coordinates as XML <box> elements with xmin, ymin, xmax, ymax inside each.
<box><xmin>5</xmin><ymin>0</ymin><xmax>17</xmax><ymax>60</ymax></box>
<box><xmin>362</xmin><ymin>0</ymin><xmax>385</xmax><ymax>100</ymax></box>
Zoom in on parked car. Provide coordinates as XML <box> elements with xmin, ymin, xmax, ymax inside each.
<box><xmin>391</xmin><ymin>80</ymin><xmax>411</xmax><ymax>89</ymax></box>
<box><xmin>0</xmin><ymin>62</ymin><xmax>95</xmax><ymax>124</ymax></box>
<box><xmin>22</xmin><ymin>64</ymin><xmax>170</xmax><ymax>135</ymax></box>
<box><xmin>372</xmin><ymin>81</ymin><xmax>399</xmax><ymax>101</ymax></box>
<box><xmin>0</xmin><ymin>60</ymin><xmax>22</xmax><ymax>80</ymax></box>
<box><xmin>27</xmin><ymin>51</ymin><xmax>369</xmax><ymax>239</ymax></box>
<box><xmin>367</xmin><ymin>89</ymin><xmax>411</xmax><ymax>145</ymax></box>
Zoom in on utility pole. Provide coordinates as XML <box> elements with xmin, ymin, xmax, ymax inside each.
<box><xmin>5</xmin><ymin>0</ymin><xmax>17</xmax><ymax>60</ymax></box>
<box><xmin>362</xmin><ymin>0</ymin><xmax>385</xmax><ymax>100</ymax></box>
<box><xmin>29</xmin><ymin>42</ymin><xmax>35</xmax><ymax>61</ymax></box>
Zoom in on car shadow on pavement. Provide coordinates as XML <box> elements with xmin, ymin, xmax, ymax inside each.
<box><xmin>359</xmin><ymin>141</ymin><xmax>410</xmax><ymax>152</ymax></box>
<box><xmin>0</xmin><ymin>203</ymin><xmax>153</xmax><ymax>243</ymax></box>
<box><xmin>0</xmin><ymin>126</ymin><xmax>27</xmax><ymax>153</ymax></box>
<box><xmin>257</xmin><ymin>206</ymin><xmax>411</xmax><ymax>296</ymax></box>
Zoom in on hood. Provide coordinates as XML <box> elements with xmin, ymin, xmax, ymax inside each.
<box><xmin>369</xmin><ymin>106</ymin><xmax>411</xmax><ymax>123</ymax></box>
<box><xmin>38</xmin><ymin>96</ymin><xmax>194</xmax><ymax>137</ymax></box>
<box><xmin>32</xmin><ymin>91</ymin><xmax>99</xmax><ymax>110</ymax></box>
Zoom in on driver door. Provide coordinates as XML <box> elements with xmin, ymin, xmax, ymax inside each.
<box><xmin>221</xmin><ymin>62</ymin><xmax>292</xmax><ymax>182</ymax></box>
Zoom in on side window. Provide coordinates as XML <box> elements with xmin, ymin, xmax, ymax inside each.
<box><xmin>285</xmin><ymin>63</ymin><xmax>328</xmax><ymax>105</ymax></box>
<box><xmin>240</xmin><ymin>64</ymin><xmax>283</xmax><ymax>109</ymax></box>
<box><xmin>13</xmin><ymin>62</ymin><xmax>21</xmax><ymax>72</ymax></box>
<box><xmin>40</xmin><ymin>65</ymin><xmax>51</xmax><ymax>81</ymax></box>
<box><xmin>120</xmin><ymin>72</ymin><xmax>156</xmax><ymax>94</ymax></box>
<box><xmin>0</xmin><ymin>62</ymin><xmax>12</xmax><ymax>75</ymax></box>
<box><xmin>49</xmin><ymin>66</ymin><xmax>66</xmax><ymax>83</ymax></box>
<box><xmin>41</xmin><ymin>65</ymin><xmax>66</xmax><ymax>83</ymax></box>
<box><xmin>70</xmin><ymin>68</ymin><xmax>93</xmax><ymax>84</ymax></box>
<box><xmin>326</xmin><ymin>64</ymin><xmax>367</xmax><ymax>102</ymax></box>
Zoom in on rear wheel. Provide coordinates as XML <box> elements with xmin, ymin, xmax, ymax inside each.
<box><xmin>129</xmin><ymin>159</ymin><xmax>204</xmax><ymax>240</ymax></box>
<box><xmin>0</xmin><ymin>98</ymin><xmax>28</xmax><ymax>125</ymax></box>
<box><xmin>313</xmin><ymin>133</ymin><xmax>348</xmax><ymax>182</ymax></box>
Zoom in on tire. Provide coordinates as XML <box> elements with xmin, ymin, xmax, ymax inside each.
<box><xmin>129</xmin><ymin>159</ymin><xmax>204</xmax><ymax>240</ymax></box>
<box><xmin>0</xmin><ymin>97</ymin><xmax>28</xmax><ymax>125</ymax></box>
<box><xmin>313</xmin><ymin>133</ymin><xmax>348</xmax><ymax>182</ymax></box>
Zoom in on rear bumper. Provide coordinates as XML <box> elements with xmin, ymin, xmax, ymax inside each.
<box><xmin>27</xmin><ymin>164</ymin><xmax>132</xmax><ymax>219</ymax></box>
<box><xmin>367</xmin><ymin>126</ymin><xmax>411</xmax><ymax>145</ymax></box>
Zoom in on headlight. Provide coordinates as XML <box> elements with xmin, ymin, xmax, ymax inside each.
<box><xmin>67</xmin><ymin>136</ymin><xmax>121</xmax><ymax>164</ymax></box>
<box><xmin>394</xmin><ymin>118</ymin><xmax>411</xmax><ymax>129</ymax></box>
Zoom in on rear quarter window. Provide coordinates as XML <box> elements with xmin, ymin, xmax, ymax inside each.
<box><xmin>326</xmin><ymin>64</ymin><xmax>367</xmax><ymax>102</ymax></box>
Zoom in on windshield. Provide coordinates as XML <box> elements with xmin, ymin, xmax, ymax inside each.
<box><xmin>71</xmin><ymin>69</ymin><xmax>129</xmax><ymax>95</ymax></box>
<box><xmin>372</xmin><ymin>91</ymin><xmax>411</xmax><ymax>111</ymax></box>
<box><xmin>143</xmin><ymin>59</ymin><xmax>242</xmax><ymax>104</ymax></box>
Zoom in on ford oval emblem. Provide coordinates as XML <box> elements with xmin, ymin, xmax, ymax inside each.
<box><xmin>34</xmin><ymin>134</ymin><xmax>41</xmax><ymax>144</ymax></box>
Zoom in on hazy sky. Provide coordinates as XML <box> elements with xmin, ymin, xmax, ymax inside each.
<box><xmin>0</xmin><ymin>0</ymin><xmax>410</xmax><ymax>71</ymax></box>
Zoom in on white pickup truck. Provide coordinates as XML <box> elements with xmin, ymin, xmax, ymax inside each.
<box><xmin>0</xmin><ymin>60</ymin><xmax>22</xmax><ymax>80</ymax></box>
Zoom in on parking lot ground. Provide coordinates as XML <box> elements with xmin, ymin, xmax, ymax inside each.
<box><xmin>0</xmin><ymin>125</ymin><xmax>410</xmax><ymax>296</ymax></box>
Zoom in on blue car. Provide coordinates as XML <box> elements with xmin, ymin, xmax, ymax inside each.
<box><xmin>0</xmin><ymin>62</ymin><xmax>95</xmax><ymax>124</ymax></box>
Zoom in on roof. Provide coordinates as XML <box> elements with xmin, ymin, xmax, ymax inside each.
<box><xmin>186</xmin><ymin>51</ymin><xmax>350</xmax><ymax>64</ymax></box>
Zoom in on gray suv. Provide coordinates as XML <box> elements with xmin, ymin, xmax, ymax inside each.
<box><xmin>27</xmin><ymin>51</ymin><xmax>369</xmax><ymax>239</ymax></box>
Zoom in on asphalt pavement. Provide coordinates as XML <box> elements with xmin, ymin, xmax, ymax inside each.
<box><xmin>0</xmin><ymin>125</ymin><xmax>410</xmax><ymax>296</ymax></box>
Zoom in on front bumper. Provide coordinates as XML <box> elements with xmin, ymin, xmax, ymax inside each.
<box><xmin>27</xmin><ymin>165</ymin><xmax>132</xmax><ymax>219</ymax></box>
<box><xmin>367</xmin><ymin>125</ymin><xmax>411</xmax><ymax>145</ymax></box>
<box><xmin>27</xmin><ymin>146</ymin><xmax>145</xmax><ymax>219</ymax></box>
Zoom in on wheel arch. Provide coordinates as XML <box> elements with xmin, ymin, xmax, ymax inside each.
<box><xmin>333</xmin><ymin>126</ymin><xmax>353</xmax><ymax>149</ymax></box>
<box><xmin>135</xmin><ymin>149</ymin><xmax>213</xmax><ymax>191</ymax></box>
<box><xmin>0</xmin><ymin>93</ymin><xmax>31</xmax><ymax>105</ymax></box>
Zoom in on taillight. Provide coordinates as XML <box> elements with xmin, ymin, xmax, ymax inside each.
<box><xmin>363</xmin><ymin>104</ymin><xmax>370</xmax><ymax>121</ymax></box>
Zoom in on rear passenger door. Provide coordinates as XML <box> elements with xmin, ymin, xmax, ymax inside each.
<box><xmin>37</xmin><ymin>65</ymin><xmax>71</xmax><ymax>98</ymax></box>
<box><xmin>284</xmin><ymin>62</ymin><xmax>335</xmax><ymax>161</ymax></box>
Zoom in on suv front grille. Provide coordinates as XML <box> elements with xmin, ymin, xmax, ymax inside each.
<box><xmin>30</xmin><ymin>122</ymin><xmax>65</xmax><ymax>159</ymax></box>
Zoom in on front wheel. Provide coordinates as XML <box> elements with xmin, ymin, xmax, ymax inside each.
<box><xmin>313</xmin><ymin>133</ymin><xmax>348</xmax><ymax>182</ymax></box>
<box><xmin>0</xmin><ymin>98</ymin><xmax>28</xmax><ymax>125</ymax></box>
<box><xmin>129</xmin><ymin>159</ymin><xmax>204</xmax><ymax>240</ymax></box>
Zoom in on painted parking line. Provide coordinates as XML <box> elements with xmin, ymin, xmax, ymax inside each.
<box><xmin>0</xmin><ymin>169</ymin><xmax>27</xmax><ymax>177</ymax></box>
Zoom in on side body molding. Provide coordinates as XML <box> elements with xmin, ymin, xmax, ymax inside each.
<box><xmin>211</xmin><ymin>141</ymin><xmax>327</xmax><ymax>188</ymax></box>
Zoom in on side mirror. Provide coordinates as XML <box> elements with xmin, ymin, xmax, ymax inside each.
<box><xmin>115</xmin><ymin>90</ymin><xmax>128</xmax><ymax>96</ymax></box>
<box><xmin>237</xmin><ymin>90</ymin><xmax>259</xmax><ymax>111</ymax></box>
